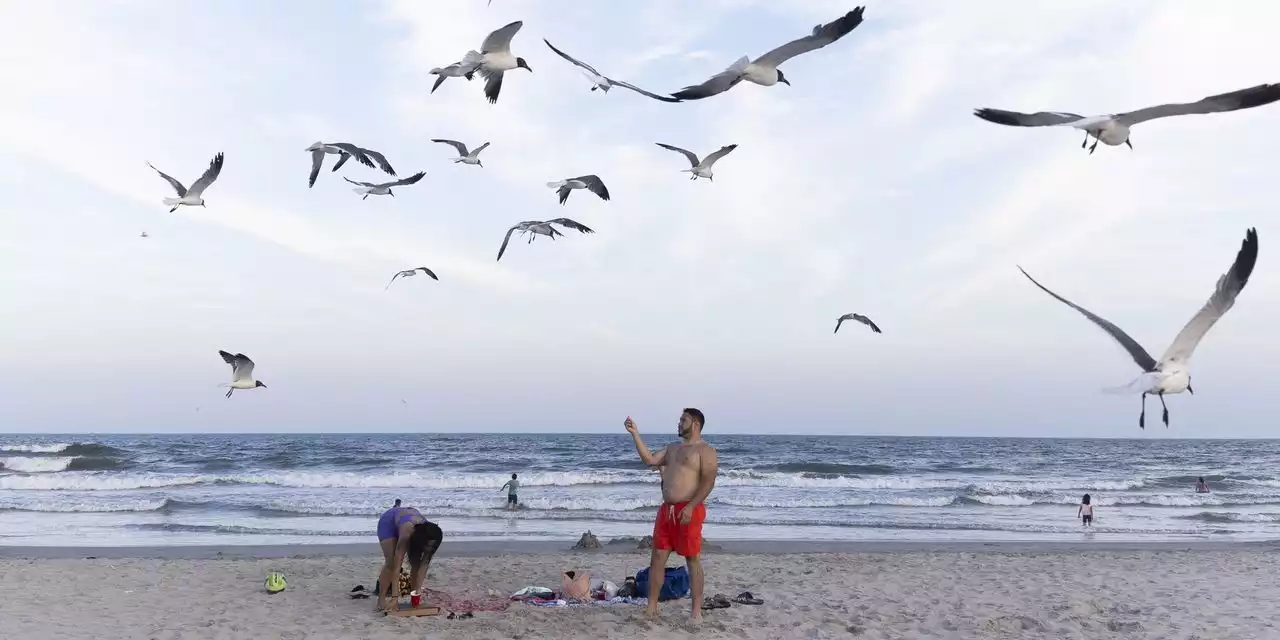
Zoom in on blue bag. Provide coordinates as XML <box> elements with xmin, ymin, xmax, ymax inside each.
<box><xmin>635</xmin><ymin>566</ymin><xmax>690</xmax><ymax>601</ymax></box>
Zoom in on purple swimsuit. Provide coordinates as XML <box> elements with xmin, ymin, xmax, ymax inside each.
<box><xmin>377</xmin><ymin>506</ymin><xmax>423</xmax><ymax>541</ymax></box>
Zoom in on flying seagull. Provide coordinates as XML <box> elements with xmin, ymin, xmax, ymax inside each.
<box><xmin>305</xmin><ymin>142</ymin><xmax>396</xmax><ymax>187</ymax></box>
<box><xmin>147</xmin><ymin>153</ymin><xmax>224</xmax><ymax>213</ymax></box>
<box><xmin>496</xmin><ymin>218</ymin><xmax>594</xmax><ymax>261</ymax></box>
<box><xmin>654</xmin><ymin>143</ymin><xmax>738</xmax><ymax>181</ymax></box>
<box><xmin>672</xmin><ymin>7</ymin><xmax>866</xmax><ymax>101</ymax></box>
<box><xmin>973</xmin><ymin>83</ymin><xmax>1280</xmax><ymax>154</ymax></box>
<box><xmin>218</xmin><ymin>350</ymin><xmax>267</xmax><ymax>398</ymax></box>
<box><xmin>543</xmin><ymin>39</ymin><xmax>681</xmax><ymax>103</ymax></box>
<box><xmin>428</xmin><ymin>61</ymin><xmax>477</xmax><ymax>94</ymax></box>
<box><xmin>1017</xmin><ymin>228</ymin><xmax>1259</xmax><ymax>428</ymax></box>
<box><xmin>139</xmin><ymin>231</ymin><xmax>149</xmax><ymax>239</ymax></box>
<box><xmin>834</xmin><ymin>313</ymin><xmax>881</xmax><ymax>334</ymax></box>
<box><xmin>344</xmin><ymin>171</ymin><xmax>426</xmax><ymax>200</ymax></box>
<box><xmin>546</xmin><ymin>175</ymin><xmax>610</xmax><ymax>205</ymax></box>
<box><xmin>431</xmin><ymin>139</ymin><xmax>491</xmax><ymax>166</ymax></box>
<box><xmin>386</xmin><ymin>267</ymin><xmax>439</xmax><ymax>290</ymax></box>
<box><xmin>458</xmin><ymin>21</ymin><xmax>533</xmax><ymax>104</ymax></box>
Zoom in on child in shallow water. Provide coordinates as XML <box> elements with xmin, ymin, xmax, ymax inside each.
<box><xmin>1078</xmin><ymin>493</ymin><xmax>1094</xmax><ymax>527</ymax></box>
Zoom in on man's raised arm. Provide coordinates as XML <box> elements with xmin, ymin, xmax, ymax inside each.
<box><xmin>625</xmin><ymin>416</ymin><xmax>665</xmax><ymax>467</ymax></box>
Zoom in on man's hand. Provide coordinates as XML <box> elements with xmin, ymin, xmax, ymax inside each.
<box><xmin>624</xmin><ymin>416</ymin><xmax>638</xmax><ymax>435</ymax></box>
<box><xmin>679</xmin><ymin>504</ymin><xmax>695</xmax><ymax>524</ymax></box>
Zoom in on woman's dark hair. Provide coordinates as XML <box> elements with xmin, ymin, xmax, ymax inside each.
<box><xmin>407</xmin><ymin>521</ymin><xmax>442</xmax><ymax>567</ymax></box>
<box><xmin>512</xmin><ymin>473</ymin><xmax>518</xmax><ymax>479</ymax></box>
<box><xmin>1082</xmin><ymin>493</ymin><xmax>1091</xmax><ymax>504</ymax></box>
<box><xmin>1198</xmin><ymin>477</ymin><xmax>1205</xmax><ymax>483</ymax></box>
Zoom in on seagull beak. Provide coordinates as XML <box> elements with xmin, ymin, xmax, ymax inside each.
<box><xmin>780</xmin><ymin>78</ymin><xmax>791</xmax><ymax>86</ymax></box>
<box><xmin>1125</xmin><ymin>139</ymin><xmax>1133</xmax><ymax>150</ymax></box>
<box><xmin>1187</xmin><ymin>384</ymin><xmax>1194</xmax><ymax>395</ymax></box>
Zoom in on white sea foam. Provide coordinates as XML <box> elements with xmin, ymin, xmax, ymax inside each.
<box><xmin>0</xmin><ymin>456</ymin><xmax>77</xmax><ymax>473</ymax></box>
<box><xmin>0</xmin><ymin>443</ymin><xmax>71</xmax><ymax>453</ymax></box>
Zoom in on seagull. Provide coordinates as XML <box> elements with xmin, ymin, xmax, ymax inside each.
<box><xmin>973</xmin><ymin>83</ymin><xmax>1280</xmax><ymax>154</ymax></box>
<box><xmin>431</xmin><ymin>139</ymin><xmax>490</xmax><ymax>166</ymax></box>
<box><xmin>385</xmin><ymin>267</ymin><xmax>439</xmax><ymax>290</ymax></box>
<box><xmin>654</xmin><ymin>143</ymin><xmax>738</xmax><ymax>181</ymax></box>
<box><xmin>496</xmin><ymin>218</ymin><xmax>594</xmax><ymax>261</ymax></box>
<box><xmin>546</xmin><ymin>175</ymin><xmax>610</xmax><ymax>205</ymax></box>
<box><xmin>542</xmin><ymin>39</ymin><xmax>681</xmax><ymax>103</ymax></box>
<box><xmin>671</xmin><ymin>7</ymin><xmax>866</xmax><ymax>101</ymax></box>
<box><xmin>218</xmin><ymin>350</ymin><xmax>267</xmax><ymax>398</ymax></box>
<box><xmin>344</xmin><ymin>171</ymin><xmax>426</xmax><ymax>200</ymax></box>
<box><xmin>459</xmin><ymin>20</ymin><xmax>533</xmax><ymax>104</ymax></box>
<box><xmin>139</xmin><ymin>231</ymin><xmax>149</xmax><ymax>238</ymax></box>
<box><xmin>305</xmin><ymin>142</ymin><xmax>396</xmax><ymax>187</ymax></box>
<box><xmin>1017</xmin><ymin>228</ymin><xmax>1259</xmax><ymax>428</ymax></box>
<box><xmin>834</xmin><ymin>313</ymin><xmax>881</xmax><ymax>334</ymax></box>
<box><xmin>428</xmin><ymin>61</ymin><xmax>476</xmax><ymax>94</ymax></box>
<box><xmin>147</xmin><ymin>153</ymin><xmax>224</xmax><ymax>213</ymax></box>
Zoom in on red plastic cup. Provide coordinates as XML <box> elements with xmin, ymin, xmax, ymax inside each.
<box><xmin>410</xmin><ymin>591</ymin><xmax>421</xmax><ymax>608</ymax></box>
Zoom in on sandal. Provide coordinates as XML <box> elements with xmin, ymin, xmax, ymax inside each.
<box><xmin>349</xmin><ymin>585</ymin><xmax>371</xmax><ymax>599</ymax></box>
<box><xmin>732</xmin><ymin>591</ymin><xmax>763</xmax><ymax>605</ymax></box>
<box><xmin>701</xmin><ymin>594</ymin><xmax>732</xmax><ymax>610</ymax></box>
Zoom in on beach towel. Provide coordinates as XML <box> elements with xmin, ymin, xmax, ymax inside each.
<box><xmin>424</xmin><ymin>588</ymin><xmax>510</xmax><ymax>613</ymax></box>
<box><xmin>635</xmin><ymin>566</ymin><xmax>690</xmax><ymax>601</ymax></box>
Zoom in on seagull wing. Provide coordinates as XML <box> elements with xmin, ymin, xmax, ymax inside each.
<box><xmin>332</xmin><ymin>153</ymin><xmax>351</xmax><ymax>172</ymax></box>
<box><xmin>851</xmin><ymin>314</ymin><xmax>882</xmax><ymax>334</ymax></box>
<box><xmin>556</xmin><ymin>184</ymin><xmax>573</xmax><ymax>205</ymax></box>
<box><xmin>362</xmin><ymin>148</ymin><xmax>397</xmax><ymax>175</ymax></box>
<box><xmin>574</xmin><ymin>175</ymin><xmax>610</xmax><ymax>201</ymax></box>
<box><xmin>471</xmin><ymin>141</ymin><xmax>491</xmax><ymax>156</ymax></box>
<box><xmin>834</xmin><ymin>315</ymin><xmax>850</xmax><ymax>333</ymax></box>
<box><xmin>701</xmin><ymin>144</ymin><xmax>739</xmax><ymax>168</ymax></box>
<box><xmin>655</xmin><ymin>143</ymin><xmax>701</xmax><ymax>168</ymax></box>
<box><xmin>1117</xmin><ymin>83</ymin><xmax>1280</xmax><ymax>126</ymax></box>
<box><xmin>1158</xmin><ymin>228</ymin><xmax>1259</xmax><ymax>367</ymax></box>
<box><xmin>497</xmin><ymin>222</ymin><xmax>534</xmax><ymax>261</ymax></box>
<box><xmin>308</xmin><ymin>149</ymin><xmax>325</xmax><ymax>188</ymax></box>
<box><xmin>972</xmin><ymin>108</ymin><xmax>1087</xmax><ymax>127</ymax></box>
<box><xmin>432</xmin><ymin>139</ymin><xmax>471</xmax><ymax>156</ymax></box>
<box><xmin>415</xmin><ymin>266</ymin><xmax>439</xmax><ymax>281</ymax></box>
<box><xmin>671</xmin><ymin>66</ymin><xmax>746</xmax><ymax>101</ymax></box>
<box><xmin>343</xmin><ymin>176</ymin><xmax>378</xmax><ymax>188</ymax></box>
<box><xmin>543</xmin><ymin>38</ymin><xmax>604</xmax><ymax>78</ymax></box>
<box><xmin>608</xmin><ymin>78</ymin><xmax>683</xmax><ymax>102</ymax></box>
<box><xmin>219</xmin><ymin>350</ymin><xmax>255</xmax><ymax>381</ymax></box>
<box><xmin>387</xmin><ymin>171</ymin><xmax>426</xmax><ymax>187</ymax></box>
<box><xmin>385</xmin><ymin>271</ymin><xmax>406</xmax><ymax>290</ymax></box>
<box><xmin>482</xmin><ymin>20</ymin><xmax>523</xmax><ymax>53</ymax></box>
<box><xmin>754</xmin><ymin>6</ymin><xmax>867</xmax><ymax>68</ymax></box>
<box><xmin>483</xmin><ymin>71</ymin><xmax>505</xmax><ymax>104</ymax></box>
<box><xmin>185</xmin><ymin>152</ymin><xmax>224</xmax><ymax>198</ymax></box>
<box><xmin>147</xmin><ymin>162</ymin><xmax>188</xmax><ymax>197</ymax></box>
<box><xmin>548</xmin><ymin>217</ymin><xmax>594</xmax><ymax>234</ymax></box>
<box><xmin>330</xmin><ymin>143</ymin><xmax>377</xmax><ymax>169</ymax></box>
<box><xmin>1017</xmin><ymin>266</ymin><xmax>1158</xmax><ymax>372</ymax></box>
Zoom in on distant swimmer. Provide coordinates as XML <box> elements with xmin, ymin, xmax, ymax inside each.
<box><xmin>1196</xmin><ymin>477</ymin><xmax>1210</xmax><ymax>493</ymax></box>
<box><xmin>1078</xmin><ymin>493</ymin><xmax>1094</xmax><ymax>528</ymax></box>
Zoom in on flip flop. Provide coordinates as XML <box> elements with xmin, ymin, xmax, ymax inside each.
<box><xmin>701</xmin><ymin>594</ymin><xmax>732</xmax><ymax>610</ymax></box>
<box><xmin>732</xmin><ymin>591</ymin><xmax>763</xmax><ymax>605</ymax></box>
<box><xmin>349</xmin><ymin>585</ymin><xmax>371</xmax><ymax>599</ymax></box>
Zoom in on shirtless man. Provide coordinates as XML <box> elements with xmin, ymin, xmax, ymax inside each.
<box><xmin>625</xmin><ymin>409</ymin><xmax>718</xmax><ymax>620</ymax></box>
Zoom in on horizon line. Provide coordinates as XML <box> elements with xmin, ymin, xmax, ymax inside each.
<box><xmin>1</xmin><ymin>431</ymin><xmax>1276</xmax><ymax>441</ymax></box>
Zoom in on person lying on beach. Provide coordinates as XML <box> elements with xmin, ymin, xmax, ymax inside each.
<box><xmin>375</xmin><ymin>504</ymin><xmax>443</xmax><ymax>611</ymax></box>
<box><xmin>626</xmin><ymin>409</ymin><xmax>718</xmax><ymax>621</ymax></box>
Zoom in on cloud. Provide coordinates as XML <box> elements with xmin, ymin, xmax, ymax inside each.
<box><xmin>1</xmin><ymin>0</ymin><xmax>1278</xmax><ymax>435</ymax></box>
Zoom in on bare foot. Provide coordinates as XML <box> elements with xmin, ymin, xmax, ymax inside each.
<box><xmin>644</xmin><ymin>607</ymin><xmax>659</xmax><ymax>620</ymax></box>
<box><xmin>690</xmin><ymin>610</ymin><xmax>703</xmax><ymax>622</ymax></box>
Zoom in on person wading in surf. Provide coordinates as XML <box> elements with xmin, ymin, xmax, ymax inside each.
<box><xmin>625</xmin><ymin>409</ymin><xmax>718</xmax><ymax>621</ymax></box>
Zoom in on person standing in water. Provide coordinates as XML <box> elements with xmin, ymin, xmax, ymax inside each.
<box><xmin>1078</xmin><ymin>493</ymin><xmax>1094</xmax><ymax>528</ymax></box>
<box><xmin>500</xmin><ymin>473</ymin><xmax>520</xmax><ymax>510</ymax></box>
<box><xmin>626</xmin><ymin>409</ymin><xmax>718</xmax><ymax>621</ymax></box>
<box><xmin>1196</xmin><ymin>477</ymin><xmax>1210</xmax><ymax>493</ymax></box>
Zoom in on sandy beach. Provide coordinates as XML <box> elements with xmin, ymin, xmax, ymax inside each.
<box><xmin>2</xmin><ymin>540</ymin><xmax>1277</xmax><ymax>639</ymax></box>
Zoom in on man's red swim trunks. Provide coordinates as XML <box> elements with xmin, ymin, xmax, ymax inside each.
<box><xmin>652</xmin><ymin>502</ymin><xmax>706</xmax><ymax>557</ymax></box>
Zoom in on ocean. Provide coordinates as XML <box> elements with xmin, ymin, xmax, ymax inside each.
<box><xmin>1</xmin><ymin>434</ymin><xmax>1278</xmax><ymax>547</ymax></box>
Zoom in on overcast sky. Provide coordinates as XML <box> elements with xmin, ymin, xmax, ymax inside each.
<box><xmin>1</xmin><ymin>1</ymin><xmax>1277</xmax><ymax>437</ymax></box>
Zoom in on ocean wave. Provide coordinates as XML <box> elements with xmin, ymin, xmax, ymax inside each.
<box><xmin>755</xmin><ymin>462</ymin><xmax>897</xmax><ymax>476</ymax></box>
<box><xmin>0</xmin><ymin>497</ymin><xmax>169</xmax><ymax>513</ymax></box>
<box><xmin>0</xmin><ymin>443</ymin><xmax>72</xmax><ymax>454</ymax></box>
<box><xmin>1176</xmin><ymin>511</ymin><xmax>1280</xmax><ymax>524</ymax></box>
<box><xmin>716</xmin><ymin>495</ymin><xmax>955</xmax><ymax>508</ymax></box>
<box><xmin>0</xmin><ymin>456</ymin><xmax>78</xmax><ymax>473</ymax></box>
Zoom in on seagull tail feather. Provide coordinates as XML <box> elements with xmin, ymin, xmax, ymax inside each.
<box><xmin>1101</xmin><ymin>372</ymin><xmax>1162</xmax><ymax>395</ymax></box>
<box><xmin>162</xmin><ymin>197</ymin><xmax>181</xmax><ymax>207</ymax></box>
<box><xmin>546</xmin><ymin>181</ymin><xmax>567</xmax><ymax>188</ymax></box>
<box><xmin>462</xmin><ymin>50</ymin><xmax>483</xmax><ymax>65</ymax></box>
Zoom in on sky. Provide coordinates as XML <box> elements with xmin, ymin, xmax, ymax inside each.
<box><xmin>1</xmin><ymin>0</ymin><xmax>1278</xmax><ymax>437</ymax></box>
